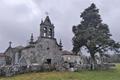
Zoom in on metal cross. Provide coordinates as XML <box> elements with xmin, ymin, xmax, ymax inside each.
<box><xmin>45</xmin><ymin>12</ymin><xmax>49</xmax><ymax>16</ymax></box>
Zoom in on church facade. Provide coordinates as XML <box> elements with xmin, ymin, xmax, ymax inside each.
<box><xmin>3</xmin><ymin>16</ymin><xmax>82</xmax><ymax>70</ymax></box>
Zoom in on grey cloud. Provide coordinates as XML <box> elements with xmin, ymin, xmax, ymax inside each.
<box><xmin>0</xmin><ymin>0</ymin><xmax>120</xmax><ymax>52</ymax></box>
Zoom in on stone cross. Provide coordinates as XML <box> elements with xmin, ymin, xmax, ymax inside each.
<box><xmin>9</xmin><ymin>41</ymin><xmax>12</xmax><ymax>47</ymax></box>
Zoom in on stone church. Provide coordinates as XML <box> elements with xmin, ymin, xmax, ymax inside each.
<box><xmin>4</xmin><ymin>16</ymin><xmax>82</xmax><ymax>70</ymax></box>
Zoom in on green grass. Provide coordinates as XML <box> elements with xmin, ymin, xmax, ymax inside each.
<box><xmin>0</xmin><ymin>64</ymin><xmax>120</xmax><ymax>80</ymax></box>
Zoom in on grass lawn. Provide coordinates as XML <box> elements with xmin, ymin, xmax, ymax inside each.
<box><xmin>0</xmin><ymin>64</ymin><xmax>120</xmax><ymax>80</ymax></box>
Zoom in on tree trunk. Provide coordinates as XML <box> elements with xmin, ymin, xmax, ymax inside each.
<box><xmin>90</xmin><ymin>53</ymin><xmax>96</xmax><ymax>70</ymax></box>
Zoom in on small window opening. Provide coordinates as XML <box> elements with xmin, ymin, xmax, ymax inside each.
<box><xmin>43</xmin><ymin>33</ymin><xmax>47</xmax><ymax>37</ymax></box>
<box><xmin>46</xmin><ymin>59</ymin><xmax>51</xmax><ymax>64</ymax></box>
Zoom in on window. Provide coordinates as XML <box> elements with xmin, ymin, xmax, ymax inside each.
<box><xmin>43</xmin><ymin>33</ymin><xmax>47</xmax><ymax>37</ymax></box>
<box><xmin>43</xmin><ymin>27</ymin><xmax>47</xmax><ymax>31</ymax></box>
<box><xmin>49</xmin><ymin>29</ymin><xmax>52</xmax><ymax>34</ymax></box>
<box><xmin>43</xmin><ymin>27</ymin><xmax>47</xmax><ymax>37</ymax></box>
<box><xmin>47</xmin><ymin>47</ymin><xmax>50</xmax><ymax>50</ymax></box>
<box><xmin>48</xmin><ymin>29</ymin><xmax>52</xmax><ymax>38</ymax></box>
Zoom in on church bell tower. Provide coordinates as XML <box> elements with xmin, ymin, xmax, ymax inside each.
<box><xmin>40</xmin><ymin>16</ymin><xmax>55</xmax><ymax>39</ymax></box>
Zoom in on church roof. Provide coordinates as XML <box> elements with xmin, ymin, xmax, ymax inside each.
<box><xmin>62</xmin><ymin>50</ymin><xmax>74</xmax><ymax>55</ymax></box>
<box><xmin>0</xmin><ymin>53</ymin><xmax>6</xmax><ymax>57</ymax></box>
<box><xmin>15</xmin><ymin>46</ymin><xmax>24</xmax><ymax>49</ymax></box>
<box><xmin>4</xmin><ymin>45</ymin><xmax>24</xmax><ymax>55</ymax></box>
<box><xmin>23</xmin><ymin>45</ymin><xmax>35</xmax><ymax>50</ymax></box>
<box><xmin>44</xmin><ymin>16</ymin><xmax>51</xmax><ymax>24</ymax></box>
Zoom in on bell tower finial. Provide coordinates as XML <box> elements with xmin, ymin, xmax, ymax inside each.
<box><xmin>59</xmin><ymin>39</ymin><xmax>63</xmax><ymax>50</ymax></box>
<box><xmin>29</xmin><ymin>33</ymin><xmax>34</xmax><ymax>44</ymax></box>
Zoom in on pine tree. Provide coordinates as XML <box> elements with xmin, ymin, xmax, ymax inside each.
<box><xmin>72</xmin><ymin>3</ymin><xmax>120</xmax><ymax>68</ymax></box>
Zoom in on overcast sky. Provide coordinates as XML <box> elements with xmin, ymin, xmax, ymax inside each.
<box><xmin>0</xmin><ymin>0</ymin><xmax>120</xmax><ymax>52</ymax></box>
